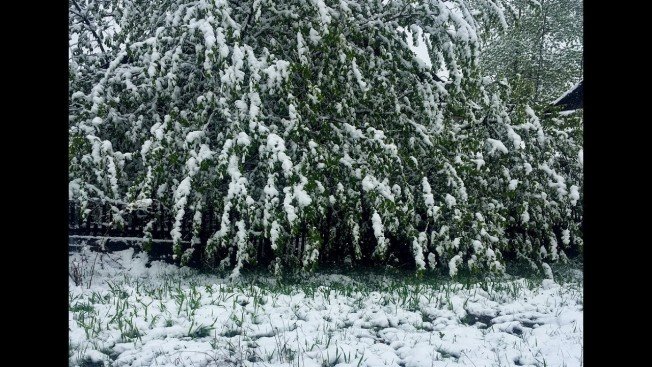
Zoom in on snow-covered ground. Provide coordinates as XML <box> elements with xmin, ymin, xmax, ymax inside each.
<box><xmin>69</xmin><ymin>249</ymin><xmax>583</xmax><ymax>367</ymax></box>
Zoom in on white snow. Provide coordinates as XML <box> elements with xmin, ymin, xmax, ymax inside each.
<box><xmin>293</xmin><ymin>181</ymin><xmax>313</xmax><ymax>208</ymax></box>
<box><xmin>266</xmin><ymin>133</ymin><xmax>293</xmax><ymax>176</ymax></box>
<box><xmin>486</xmin><ymin>138</ymin><xmax>508</xmax><ymax>155</ymax></box>
<box><xmin>283</xmin><ymin>187</ymin><xmax>298</xmax><ymax>224</ymax></box>
<box><xmin>569</xmin><ymin>185</ymin><xmax>580</xmax><ymax>205</ymax></box>
<box><xmin>422</xmin><ymin>177</ymin><xmax>435</xmax><ymax>207</ymax></box>
<box><xmin>362</xmin><ymin>175</ymin><xmax>377</xmax><ymax>192</ymax></box>
<box><xmin>185</xmin><ymin>130</ymin><xmax>205</xmax><ymax>143</ymax></box>
<box><xmin>371</xmin><ymin>211</ymin><xmax>388</xmax><ymax>257</ymax></box>
<box><xmin>297</xmin><ymin>31</ymin><xmax>308</xmax><ymax>64</ymax></box>
<box><xmin>427</xmin><ymin>252</ymin><xmax>437</xmax><ymax>269</ymax></box>
<box><xmin>308</xmin><ymin>27</ymin><xmax>321</xmax><ymax>45</ymax></box>
<box><xmin>559</xmin><ymin>109</ymin><xmax>580</xmax><ymax>116</ymax></box>
<box><xmin>540</xmin><ymin>164</ymin><xmax>568</xmax><ymax>198</ymax></box>
<box><xmin>506</xmin><ymin>125</ymin><xmax>525</xmax><ymax>149</ymax></box>
<box><xmin>448</xmin><ymin>254</ymin><xmax>462</xmax><ymax>277</ymax></box>
<box><xmin>236</xmin><ymin>131</ymin><xmax>251</xmax><ymax>146</ymax></box>
<box><xmin>189</xmin><ymin>18</ymin><xmax>216</xmax><ymax>49</ymax></box>
<box><xmin>412</xmin><ymin>234</ymin><xmax>426</xmax><ymax>271</ymax></box>
<box><xmin>562</xmin><ymin>229</ymin><xmax>571</xmax><ymax>245</ymax></box>
<box><xmin>312</xmin><ymin>0</ymin><xmax>332</xmax><ymax>26</ymax></box>
<box><xmin>69</xmin><ymin>249</ymin><xmax>583</xmax><ymax>367</ymax></box>
<box><xmin>128</xmin><ymin>198</ymin><xmax>152</xmax><ymax>211</ymax></box>
<box><xmin>343</xmin><ymin>123</ymin><xmax>364</xmax><ymax>140</ymax></box>
<box><xmin>171</xmin><ymin>177</ymin><xmax>192</xmax><ymax>248</ymax></box>
<box><xmin>444</xmin><ymin>194</ymin><xmax>456</xmax><ymax>208</ymax></box>
<box><xmin>361</xmin><ymin>175</ymin><xmax>395</xmax><ymax>202</ymax></box>
<box><xmin>351</xmin><ymin>58</ymin><xmax>369</xmax><ymax>92</ymax></box>
<box><xmin>270</xmin><ymin>220</ymin><xmax>281</xmax><ymax>250</ymax></box>
<box><xmin>264</xmin><ymin>60</ymin><xmax>291</xmax><ymax>91</ymax></box>
<box><xmin>471</xmin><ymin>152</ymin><xmax>485</xmax><ymax>170</ymax></box>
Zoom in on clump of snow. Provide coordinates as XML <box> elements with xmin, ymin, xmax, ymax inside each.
<box><xmin>283</xmin><ymin>187</ymin><xmax>298</xmax><ymax>224</ymax></box>
<box><xmin>562</xmin><ymin>229</ymin><xmax>571</xmax><ymax>245</ymax></box>
<box><xmin>362</xmin><ymin>175</ymin><xmax>377</xmax><ymax>192</ymax></box>
<box><xmin>264</xmin><ymin>60</ymin><xmax>290</xmax><ymax>92</ymax></box>
<box><xmin>421</xmin><ymin>177</ymin><xmax>440</xmax><ymax>218</ymax></box>
<box><xmin>185</xmin><ymin>130</ymin><xmax>205</xmax><ymax>144</ymax></box>
<box><xmin>266</xmin><ymin>133</ymin><xmax>293</xmax><ymax>176</ymax></box>
<box><xmin>297</xmin><ymin>31</ymin><xmax>308</xmax><ymax>64</ymax></box>
<box><xmin>127</xmin><ymin>198</ymin><xmax>152</xmax><ymax>211</ymax></box>
<box><xmin>270</xmin><ymin>221</ymin><xmax>281</xmax><ymax>250</ymax></box>
<box><xmin>189</xmin><ymin>18</ymin><xmax>216</xmax><ymax>49</ymax></box>
<box><xmin>371</xmin><ymin>211</ymin><xmax>388</xmax><ymax>257</ymax></box>
<box><xmin>293</xmin><ymin>176</ymin><xmax>313</xmax><ymax>208</ymax></box>
<box><xmin>486</xmin><ymin>138</ymin><xmax>508</xmax><ymax>155</ymax></box>
<box><xmin>308</xmin><ymin>27</ymin><xmax>321</xmax><ymax>45</ymax></box>
<box><xmin>312</xmin><ymin>0</ymin><xmax>332</xmax><ymax>26</ymax></box>
<box><xmin>427</xmin><ymin>252</ymin><xmax>437</xmax><ymax>269</ymax></box>
<box><xmin>471</xmin><ymin>152</ymin><xmax>485</xmax><ymax>170</ymax></box>
<box><xmin>171</xmin><ymin>177</ymin><xmax>192</xmax><ymax>253</ymax></box>
<box><xmin>412</xmin><ymin>233</ymin><xmax>427</xmax><ymax>271</ymax></box>
<box><xmin>506</xmin><ymin>125</ymin><xmax>525</xmax><ymax>149</ymax></box>
<box><xmin>448</xmin><ymin>254</ymin><xmax>462</xmax><ymax>277</ymax></box>
<box><xmin>351</xmin><ymin>58</ymin><xmax>369</xmax><ymax>92</ymax></box>
<box><xmin>444</xmin><ymin>193</ymin><xmax>456</xmax><ymax>208</ymax></box>
<box><xmin>569</xmin><ymin>185</ymin><xmax>580</xmax><ymax>205</ymax></box>
<box><xmin>236</xmin><ymin>131</ymin><xmax>251</xmax><ymax>146</ymax></box>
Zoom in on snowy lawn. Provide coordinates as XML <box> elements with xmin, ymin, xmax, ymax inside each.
<box><xmin>69</xmin><ymin>249</ymin><xmax>583</xmax><ymax>367</ymax></box>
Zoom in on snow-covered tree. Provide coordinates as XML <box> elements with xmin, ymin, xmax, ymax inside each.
<box><xmin>69</xmin><ymin>0</ymin><xmax>582</xmax><ymax>277</ymax></box>
<box><xmin>479</xmin><ymin>0</ymin><xmax>583</xmax><ymax>104</ymax></box>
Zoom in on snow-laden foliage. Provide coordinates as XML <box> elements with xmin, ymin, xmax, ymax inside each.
<box><xmin>69</xmin><ymin>0</ymin><xmax>582</xmax><ymax>277</ymax></box>
<box><xmin>479</xmin><ymin>0</ymin><xmax>583</xmax><ymax>103</ymax></box>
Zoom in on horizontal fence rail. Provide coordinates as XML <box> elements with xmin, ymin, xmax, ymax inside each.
<box><xmin>68</xmin><ymin>200</ymin><xmax>217</xmax><ymax>263</ymax></box>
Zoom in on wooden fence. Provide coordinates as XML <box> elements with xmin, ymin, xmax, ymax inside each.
<box><xmin>68</xmin><ymin>200</ymin><xmax>217</xmax><ymax>262</ymax></box>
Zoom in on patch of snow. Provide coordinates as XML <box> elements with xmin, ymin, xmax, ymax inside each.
<box><xmin>486</xmin><ymin>138</ymin><xmax>508</xmax><ymax>155</ymax></box>
<box><xmin>69</xmin><ymin>249</ymin><xmax>583</xmax><ymax>367</ymax></box>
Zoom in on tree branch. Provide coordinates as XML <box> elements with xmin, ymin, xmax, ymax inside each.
<box><xmin>71</xmin><ymin>0</ymin><xmax>107</xmax><ymax>54</ymax></box>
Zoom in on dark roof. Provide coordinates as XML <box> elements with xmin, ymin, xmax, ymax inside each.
<box><xmin>552</xmin><ymin>80</ymin><xmax>583</xmax><ymax>111</ymax></box>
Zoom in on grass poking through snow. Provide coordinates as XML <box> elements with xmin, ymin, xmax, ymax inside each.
<box><xmin>69</xmin><ymin>248</ymin><xmax>583</xmax><ymax>367</ymax></box>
